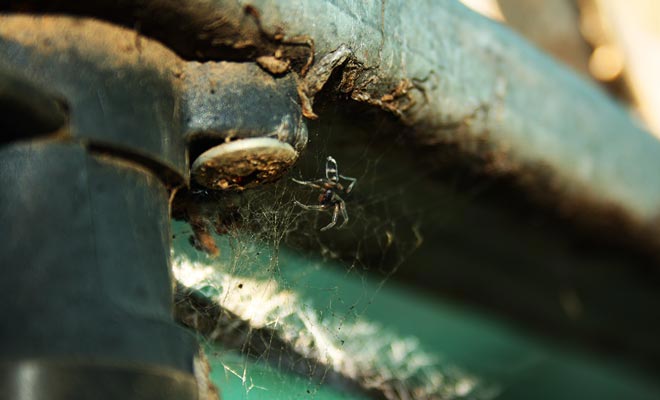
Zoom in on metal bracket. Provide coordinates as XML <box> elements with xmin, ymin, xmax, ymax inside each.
<box><xmin>0</xmin><ymin>14</ymin><xmax>308</xmax><ymax>399</ymax></box>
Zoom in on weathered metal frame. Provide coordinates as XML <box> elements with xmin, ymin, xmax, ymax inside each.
<box><xmin>10</xmin><ymin>0</ymin><xmax>660</xmax><ymax>245</ymax></box>
<box><xmin>3</xmin><ymin>0</ymin><xmax>660</xmax><ymax>396</ymax></box>
<box><xmin>246</xmin><ymin>0</ymin><xmax>660</xmax><ymax>240</ymax></box>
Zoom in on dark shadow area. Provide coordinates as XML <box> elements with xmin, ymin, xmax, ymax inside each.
<box><xmin>0</xmin><ymin>68</ymin><xmax>68</xmax><ymax>143</ymax></box>
<box><xmin>286</xmin><ymin>89</ymin><xmax>660</xmax><ymax>381</ymax></box>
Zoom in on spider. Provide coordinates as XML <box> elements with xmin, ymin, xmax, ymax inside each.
<box><xmin>292</xmin><ymin>156</ymin><xmax>357</xmax><ymax>231</ymax></box>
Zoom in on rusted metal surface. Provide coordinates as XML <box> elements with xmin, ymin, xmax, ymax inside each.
<box><xmin>238</xmin><ymin>1</ymin><xmax>660</xmax><ymax>252</ymax></box>
<box><xmin>9</xmin><ymin>1</ymin><xmax>660</xmax><ymax>250</ymax></box>
<box><xmin>191</xmin><ymin>138</ymin><xmax>297</xmax><ymax>190</ymax></box>
<box><xmin>181</xmin><ymin>61</ymin><xmax>307</xmax><ymax>189</ymax></box>
<box><xmin>297</xmin><ymin>44</ymin><xmax>352</xmax><ymax>119</ymax></box>
<box><xmin>0</xmin><ymin>14</ymin><xmax>307</xmax><ymax>190</ymax></box>
<box><xmin>0</xmin><ymin>13</ymin><xmax>311</xmax><ymax>399</ymax></box>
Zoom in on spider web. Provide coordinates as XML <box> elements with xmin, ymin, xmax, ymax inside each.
<box><xmin>171</xmin><ymin>101</ymin><xmax>497</xmax><ymax>399</ymax></box>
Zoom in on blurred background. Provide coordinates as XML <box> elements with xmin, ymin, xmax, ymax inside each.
<box><xmin>461</xmin><ymin>0</ymin><xmax>660</xmax><ymax>138</ymax></box>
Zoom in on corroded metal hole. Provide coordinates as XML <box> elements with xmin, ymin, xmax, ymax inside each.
<box><xmin>190</xmin><ymin>137</ymin><xmax>297</xmax><ymax>191</ymax></box>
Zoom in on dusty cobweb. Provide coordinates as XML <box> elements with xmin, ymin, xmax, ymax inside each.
<box><xmin>171</xmin><ymin>115</ymin><xmax>496</xmax><ymax>399</ymax></box>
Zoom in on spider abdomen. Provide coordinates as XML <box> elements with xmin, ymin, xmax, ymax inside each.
<box><xmin>319</xmin><ymin>189</ymin><xmax>333</xmax><ymax>206</ymax></box>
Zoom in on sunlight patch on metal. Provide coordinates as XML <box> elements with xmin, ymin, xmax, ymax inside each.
<box><xmin>171</xmin><ymin>226</ymin><xmax>493</xmax><ymax>400</ymax></box>
<box><xmin>170</xmin><ymin>223</ymin><xmax>660</xmax><ymax>400</ymax></box>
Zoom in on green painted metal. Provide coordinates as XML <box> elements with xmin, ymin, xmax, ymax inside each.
<box><xmin>242</xmin><ymin>0</ymin><xmax>660</xmax><ymax>225</ymax></box>
<box><xmin>206</xmin><ymin>346</ymin><xmax>366</xmax><ymax>400</ymax></box>
<box><xmin>173</xmin><ymin>227</ymin><xmax>660</xmax><ymax>399</ymax></box>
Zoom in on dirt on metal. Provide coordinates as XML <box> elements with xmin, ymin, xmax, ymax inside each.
<box><xmin>2</xmin><ymin>1</ymin><xmax>314</xmax><ymax>73</ymax></box>
<box><xmin>256</xmin><ymin>54</ymin><xmax>291</xmax><ymax>75</ymax></box>
<box><xmin>0</xmin><ymin>15</ymin><xmax>182</xmax><ymax>77</ymax></box>
<box><xmin>5</xmin><ymin>2</ymin><xmax>659</xmax><ymax>257</ymax></box>
<box><xmin>191</xmin><ymin>138</ymin><xmax>298</xmax><ymax>191</ymax></box>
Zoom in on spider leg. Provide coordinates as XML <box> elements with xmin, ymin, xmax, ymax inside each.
<box><xmin>321</xmin><ymin>203</ymin><xmax>340</xmax><ymax>231</ymax></box>
<box><xmin>339</xmin><ymin>175</ymin><xmax>357</xmax><ymax>193</ymax></box>
<box><xmin>293</xmin><ymin>200</ymin><xmax>329</xmax><ymax>211</ymax></box>
<box><xmin>291</xmin><ymin>178</ymin><xmax>323</xmax><ymax>190</ymax></box>
<box><xmin>326</xmin><ymin>156</ymin><xmax>339</xmax><ymax>183</ymax></box>
<box><xmin>338</xmin><ymin>200</ymin><xmax>349</xmax><ymax>228</ymax></box>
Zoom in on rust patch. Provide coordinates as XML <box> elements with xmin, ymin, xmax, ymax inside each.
<box><xmin>243</xmin><ymin>4</ymin><xmax>314</xmax><ymax>75</ymax></box>
<box><xmin>1</xmin><ymin>5</ymin><xmax>416</xmax><ymax>123</ymax></box>
<box><xmin>190</xmin><ymin>138</ymin><xmax>298</xmax><ymax>191</ymax></box>
<box><xmin>195</xmin><ymin>154</ymin><xmax>293</xmax><ymax>191</ymax></box>
<box><xmin>171</xmin><ymin>187</ymin><xmax>247</xmax><ymax>258</ymax></box>
<box><xmin>256</xmin><ymin>53</ymin><xmax>291</xmax><ymax>75</ymax></box>
<box><xmin>188</xmin><ymin>217</ymin><xmax>221</xmax><ymax>257</ymax></box>
<box><xmin>350</xmin><ymin>77</ymin><xmax>416</xmax><ymax>118</ymax></box>
<box><xmin>296</xmin><ymin>44</ymin><xmax>421</xmax><ymax>121</ymax></box>
<box><xmin>296</xmin><ymin>44</ymin><xmax>352</xmax><ymax>119</ymax></box>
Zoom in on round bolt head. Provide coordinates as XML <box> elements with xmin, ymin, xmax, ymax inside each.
<box><xmin>191</xmin><ymin>137</ymin><xmax>297</xmax><ymax>191</ymax></box>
